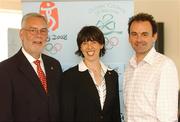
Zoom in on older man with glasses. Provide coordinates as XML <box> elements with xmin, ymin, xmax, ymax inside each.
<box><xmin>0</xmin><ymin>12</ymin><xmax>63</xmax><ymax>122</ymax></box>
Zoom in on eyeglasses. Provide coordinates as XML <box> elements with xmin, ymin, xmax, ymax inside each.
<box><xmin>23</xmin><ymin>27</ymin><xmax>48</xmax><ymax>35</ymax></box>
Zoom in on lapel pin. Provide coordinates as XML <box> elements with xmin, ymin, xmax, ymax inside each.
<box><xmin>51</xmin><ymin>66</ymin><xmax>54</xmax><ymax>70</ymax></box>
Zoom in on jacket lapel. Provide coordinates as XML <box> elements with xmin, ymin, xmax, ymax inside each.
<box><xmin>80</xmin><ymin>70</ymin><xmax>102</xmax><ymax>110</ymax></box>
<box><xmin>103</xmin><ymin>71</ymin><xmax>114</xmax><ymax>112</ymax></box>
<box><xmin>17</xmin><ymin>50</ymin><xmax>48</xmax><ymax>98</ymax></box>
<box><xmin>79</xmin><ymin>70</ymin><xmax>115</xmax><ymax>112</ymax></box>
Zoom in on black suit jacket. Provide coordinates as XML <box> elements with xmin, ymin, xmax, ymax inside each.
<box><xmin>0</xmin><ymin>49</ymin><xmax>62</xmax><ymax>122</ymax></box>
<box><xmin>61</xmin><ymin>65</ymin><xmax>121</xmax><ymax>122</ymax></box>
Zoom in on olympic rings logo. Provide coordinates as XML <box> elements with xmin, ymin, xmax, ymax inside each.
<box><xmin>44</xmin><ymin>42</ymin><xmax>63</xmax><ymax>55</ymax></box>
<box><xmin>105</xmin><ymin>36</ymin><xmax>119</xmax><ymax>50</ymax></box>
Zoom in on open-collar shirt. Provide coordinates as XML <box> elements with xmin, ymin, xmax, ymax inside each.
<box><xmin>123</xmin><ymin>47</ymin><xmax>179</xmax><ymax>122</ymax></box>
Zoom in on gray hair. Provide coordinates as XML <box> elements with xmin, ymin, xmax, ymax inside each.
<box><xmin>21</xmin><ymin>12</ymin><xmax>48</xmax><ymax>28</ymax></box>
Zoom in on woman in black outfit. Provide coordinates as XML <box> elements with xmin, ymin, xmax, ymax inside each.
<box><xmin>61</xmin><ymin>26</ymin><xmax>121</xmax><ymax>122</ymax></box>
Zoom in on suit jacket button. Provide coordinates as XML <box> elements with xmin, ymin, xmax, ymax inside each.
<box><xmin>100</xmin><ymin>115</ymin><xmax>103</xmax><ymax>119</ymax></box>
<box><xmin>37</xmin><ymin>117</ymin><xmax>41</xmax><ymax>120</ymax></box>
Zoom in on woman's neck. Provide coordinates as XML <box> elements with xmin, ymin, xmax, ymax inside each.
<box><xmin>83</xmin><ymin>59</ymin><xmax>101</xmax><ymax>70</ymax></box>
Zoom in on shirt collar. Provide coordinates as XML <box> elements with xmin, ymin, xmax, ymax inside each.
<box><xmin>78</xmin><ymin>60</ymin><xmax>112</xmax><ymax>73</ymax></box>
<box><xmin>130</xmin><ymin>47</ymin><xmax>157</xmax><ymax>67</ymax></box>
<box><xmin>143</xmin><ymin>47</ymin><xmax>156</xmax><ymax>65</ymax></box>
<box><xmin>21</xmin><ymin>48</ymin><xmax>43</xmax><ymax>63</ymax></box>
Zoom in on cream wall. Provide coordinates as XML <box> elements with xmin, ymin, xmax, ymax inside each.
<box><xmin>0</xmin><ymin>0</ymin><xmax>21</xmax><ymax>10</ymax></box>
<box><xmin>135</xmin><ymin>0</ymin><xmax>180</xmax><ymax>81</ymax></box>
<box><xmin>1</xmin><ymin>0</ymin><xmax>180</xmax><ymax>79</ymax></box>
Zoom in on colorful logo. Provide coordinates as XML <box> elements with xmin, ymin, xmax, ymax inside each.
<box><xmin>40</xmin><ymin>1</ymin><xmax>59</xmax><ymax>31</ymax></box>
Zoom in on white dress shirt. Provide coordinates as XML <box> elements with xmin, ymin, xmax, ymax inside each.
<box><xmin>78</xmin><ymin>60</ymin><xmax>111</xmax><ymax>110</ymax></box>
<box><xmin>123</xmin><ymin>47</ymin><xmax>179</xmax><ymax>122</ymax></box>
<box><xmin>22</xmin><ymin>48</ymin><xmax>46</xmax><ymax>75</ymax></box>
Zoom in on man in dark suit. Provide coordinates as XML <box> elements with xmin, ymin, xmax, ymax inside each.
<box><xmin>0</xmin><ymin>12</ymin><xmax>62</xmax><ymax>121</ymax></box>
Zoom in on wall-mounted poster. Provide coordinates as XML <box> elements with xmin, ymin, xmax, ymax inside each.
<box><xmin>21</xmin><ymin>0</ymin><xmax>134</xmax><ymax>121</ymax></box>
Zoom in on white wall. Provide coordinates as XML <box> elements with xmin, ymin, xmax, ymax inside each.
<box><xmin>0</xmin><ymin>9</ymin><xmax>22</xmax><ymax>61</ymax></box>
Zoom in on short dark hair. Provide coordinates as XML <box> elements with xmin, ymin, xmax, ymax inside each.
<box><xmin>128</xmin><ymin>13</ymin><xmax>157</xmax><ymax>35</ymax></box>
<box><xmin>75</xmin><ymin>26</ymin><xmax>106</xmax><ymax>57</ymax></box>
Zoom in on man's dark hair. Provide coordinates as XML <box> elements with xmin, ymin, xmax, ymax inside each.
<box><xmin>128</xmin><ymin>13</ymin><xmax>157</xmax><ymax>35</ymax></box>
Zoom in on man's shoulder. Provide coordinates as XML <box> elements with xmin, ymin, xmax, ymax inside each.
<box><xmin>0</xmin><ymin>52</ymin><xmax>19</xmax><ymax>67</ymax></box>
<box><xmin>42</xmin><ymin>53</ymin><xmax>55</xmax><ymax>60</ymax></box>
<box><xmin>150</xmin><ymin>52</ymin><xmax>178</xmax><ymax>72</ymax></box>
<box><xmin>42</xmin><ymin>53</ymin><xmax>59</xmax><ymax>63</ymax></box>
<box><xmin>155</xmin><ymin>52</ymin><xmax>175</xmax><ymax>64</ymax></box>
